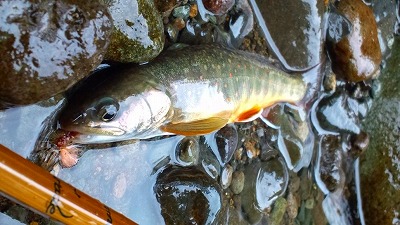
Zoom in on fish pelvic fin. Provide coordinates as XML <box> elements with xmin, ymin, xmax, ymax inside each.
<box><xmin>232</xmin><ymin>106</ymin><xmax>262</xmax><ymax>122</ymax></box>
<box><xmin>160</xmin><ymin>117</ymin><xmax>229</xmax><ymax>136</ymax></box>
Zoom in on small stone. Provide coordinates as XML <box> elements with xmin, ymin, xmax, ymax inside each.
<box><xmin>323</xmin><ymin>72</ymin><xmax>337</xmax><ymax>92</ymax></box>
<box><xmin>269</xmin><ymin>197</ymin><xmax>287</xmax><ymax>225</ymax></box>
<box><xmin>166</xmin><ymin>24</ymin><xmax>179</xmax><ymax>43</ymax></box>
<box><xmin>220</xmin><ymin>164</ymin><xmax>233</xmax><ymax>189</ymax></box>
<box><xmin>244</xmin><ymin>139</ymin><xmax>260</xmax><ymax>159</ymax></box>
<box><xmin>230</xmin><ymin>171</ymin><xmax>245</xmax><ymax>194</ymax></box>
<box><xmin>215</xmin><ymin>124</ymin><xmax>238</xmax><ymax>164</ymax></box>
<box><xmin>304</xmin><ymin>198</ymin><xmax>314</xmax><ymax>209</ymax></box>
<box><xmin>189</xmin><ymin>3</ymin><xmax>198</xmax><ymax>18</ymax></box>
<box><xmin>234</xmin><ymin>147</ymin><xmax>243</xmax><ymax>161</ymax></box>
<box><xmin>154</xmin><ymin>0</ymin><xmax>178</xmax><ymax>16</ymax></box>
<box><xmin>202</xmin><ymin>0</ymin><xmax>235</xmax><ymax>15</ymax></box>
<box><xmin>349</xmin><ymin>131</ymin><xmax>369</xmax><ymax>157</ymax></box>
<box><xmin>286</xmin><ymin>192</ymin><xmax>298</xmax><ymax>219</ymax></box>
<box><xmin>176</xmin><ymin>137</ymin><xmax>199</xmax><ymax>165</ymax></box>
<box><xmin>172</xmin><ymin>5</ymin><xmax>191</xmax><ymax>19</ymax></box>
<box><xmin>173</xmin><ymin>17</ymin><xmax>186</xmax><ymax>31</ymax></box>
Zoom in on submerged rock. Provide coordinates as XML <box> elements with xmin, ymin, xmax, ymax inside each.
<box><xmin>103</xmin><ymin>0</ymin><xmax>164</xmax><ymax>63</ymax></box>
<box><xmin>154</xmin><ymin>165</ymin><xmax>224</xmax><ymax>225</ymax></box>
<box><xmin>241</xmin><ymin>157</ymin><xmax>288</xmax><ymax>224</ymax></box>
<box><xmin>327</xmin><ymin>0</ymin><xmax>382</xmax><ymax>82</ymax></box>
<box><xmin>315</xmin><ymin>91</ymin><xmax>366</xmax><ymax>134</ymax></box>
<box><xmin>360</xmin><ymin>37</ymin><xmax>400</xmax><ymax>225</ymax></box>
<box><xmin>318</xmin><ymin>135</ymin><xmax>343</xmax><ymax>192</ymax></box>
<box><xmin>263</xmin><ymin>103</ymin><xmax>311</xmax><ymax>171</ymax></box>
<box><xmin>254</xmin><ymin>0</ymin><xmax>325</xmax><ymax>69</ymax></box>
<box><xmin>0</xmin><ymin>0</ymin><xmax>112</xmax><ymax>105</ymax></box>
<box><xmin>175</xmin><ymin>137</ymin><xmax>200</xmax><ymax>165</ymax></box>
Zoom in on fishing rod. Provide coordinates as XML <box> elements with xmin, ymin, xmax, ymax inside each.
<box><xmin>0</xmin><ymin>144</ymin><xmax>138</xmax><ymax>225</ymax></box>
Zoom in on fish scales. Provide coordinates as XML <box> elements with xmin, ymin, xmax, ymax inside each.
<box><xmin>59</xmin><ymin>45</ymin><xmax>307</xmax><ymax>143</ymax></box>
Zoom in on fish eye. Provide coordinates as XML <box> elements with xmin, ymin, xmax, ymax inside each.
<box><xmin>94</xmin><ymin>97</ymin><xmax>119</xmax><ymax>122</ymax></box>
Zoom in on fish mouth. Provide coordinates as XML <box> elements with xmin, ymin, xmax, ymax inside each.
<box><xmin>61</xmin><ymin>127</ymin><xmax>128</xmax><ymax>144</ymax></box>
<box><xmin>61</xmin><ymin>124</ymin><xmax>126</xmax><ymax>140</ymax></box>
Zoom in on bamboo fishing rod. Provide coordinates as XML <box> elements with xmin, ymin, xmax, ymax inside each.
<box><xmin>0</xmin><ymin>144</ymin><xmax>138</xmax><ymax>225</ymax></box>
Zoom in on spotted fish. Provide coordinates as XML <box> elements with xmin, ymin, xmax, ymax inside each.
<box><xmin>58</xmin><ymin>45</ymin><xmax>307</xmax><ymax>144</ymax></box>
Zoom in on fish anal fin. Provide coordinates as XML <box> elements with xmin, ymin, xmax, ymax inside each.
<box><xmin>235</xmin><ymin>106</ymin><xmax>262</xmax><ymax>122</ymax></box>
<box><xmin>161</xmin><ymin>117</ymin><xmax>229</xmax><ymax>136</ymax></box>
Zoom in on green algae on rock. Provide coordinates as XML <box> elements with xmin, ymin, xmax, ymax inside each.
<box><xmin>327</xmin><ymin>0</ymin><xmax>382</xmax><ymax>82</ymax></box>
<box><xmin>0</xmin><ymin>0</ymin><xmax>112</xmax><ymax>106</ymax></box>
<box><xmin>103</xmin><ymin>0</ymin><xmax>164</xmax><ymax>63</ymax></box>
<box><xmin>360</xmin><ymin>37</ymin><xmax>400</xmax><ymax>225</ymax></box>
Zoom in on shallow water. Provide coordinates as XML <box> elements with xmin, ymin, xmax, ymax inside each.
<box><xmin>1</xmin><ymin>0</ymin><xmax>398</xmax><ymax>224</ymax></box>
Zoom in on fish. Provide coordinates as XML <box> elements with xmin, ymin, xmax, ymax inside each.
<box><xmin>58</xmin><ymin>45</ymin><xmax>307</xmax><ymax>144</ymax></box>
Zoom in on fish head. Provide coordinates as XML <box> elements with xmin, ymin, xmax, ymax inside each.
<box><xmin>58</xmin><ymin>89</ymin><xmax>172</xmax><ymax>144</ymax></box>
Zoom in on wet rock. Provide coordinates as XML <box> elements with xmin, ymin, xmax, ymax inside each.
<box><xmin>268</xmin><ymin>197</ymin><xmax>287</xmax><ymax>225</ymax></box>
<box><xmin>154</xmin><ymin>0</ymin><xmax>179</xmax><ymax>17</ymax></box>
<box><xmin>263</xmin><ymin>104</ymin><xmax>311</xmax><ymax>171</ymax></box>
<box><xmin>189</xmin><ymin>3</ymin><xmax>198</xmax><ymax>18</ymax></box>
<box><xmin>172</xmin><ymin>5</ymin><xmax>191</xmax><ymax>19</ymax></box>
<box><xmin>199</xmin><ymin>136</ymin><xmax>221</xmax><ymax>179</ymax></box>
<box><xmin>244</xmin><ymin>138</ymin><xmax>260</xmax><ymax>159</ymax></box>
<box><xmin>286</xmin><ymin>192</ymin><xmax>298</xmax><ymax>220</ymax></box>
<box><xmin>315</xmin><ymin>92</ymin><xmax>362</xmax><ymax>134</ymax></box>
<box><xmin>179</xmin><ymin>21</ymin><xmax>215</xmax><ymax>45</ymax></box>
<box><xmin>323</xmin><ymin>72</ymin><xmax>337</xmax><ymax>92</ymax></box>
<box><xmin>154</xmin><ymin>165</ymin><xmax>224</xmax><ymax>225</ymax></box>
<box><xmin>220</xmin><ymin>164</ymin><xmax>233</xmax><ymax>189</ymax></box>
<box><xmin>103</xmin><ymin>0</ymin><xmax>164</xmax><ymax>63</ymax></box>
<box><xmin>327</xmin><ymin>0</ymin><xmax>382</xmax><ymax>82</ymax></box>
<box><xmin>360</xmin><ymin>37</ymin><xmax>400</xmax><ymax>225</ymax></box>
<box><xmin>241</xmin><ymin>157</ymin><xmax>288</xmax><ymax>224</ymax></box>
<box><xmin>175</xmin><ymin>137</ymin><xmax>199</xmax><ymax>165</ymax></box>
<box><xmin>318</xmin><ymin>135</ymin><xmax>343</xmax><ymax>192</ymax></box>
<box><xmin>370</xmin><ymin>0</ymin><xmax>396</xmax><ymax>58</ymax></box>
<box><xmin>203</xmin><ymin>124</ymin><xmax>238</xmax><ymax>166</ymax></box>
<box><xmin>230</xmin><ymin>171</ymin><xmax>245</xmax><ymax>194</ymax></box>
<box><xmin>228</xmin><ymin>0</ymin><xmax>254</xmax><ymax>47</ymax></box>
<box><xmin>202</xmin><ymin>0</ymin><xmax>234</xmax><ymax>15</ymax></box>
<box><xmin>255</xmin><ymin>0</ymin><xmax>325</xmax><ymax>69</ymax></box>
<box><xmin>215</xmin><ymin>124</ymin><xmax>238</xmax><ymax>164</ymax></box>
<box><xmin>349</xmin><ymin>131</ymin><xmax>369</xmax><ymax>157</ymax></box>
<box><xmin>0</xmin><ymin>0</ymin><xmax>112</xmax><ymax>105</ymax></box>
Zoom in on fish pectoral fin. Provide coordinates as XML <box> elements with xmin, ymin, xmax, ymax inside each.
<box><xmin>234</xmin><ymin>106</ymin><xmax>262</xmax><ymax>122</ymax></box>
<box><xmin>160</xmin><ymin>117</ymin><xmax>229</xmax><ymax>136</ymax></box>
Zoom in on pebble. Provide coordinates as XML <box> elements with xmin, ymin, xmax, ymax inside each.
<box><xmin>230</xmin><ymin>171</ymin><xmax>245</xmax><ymax>194</ymax></box>
<box><xmin>202</xmin><ymin>0</ymin><xmax>235</xmax><ymax>15</ymax></box>
<box><xmin>220</xmin><ymin>164</ymin><xmax>233</xmax><ymax>189</ymax></box>
<box><xmin>286</xmin><ymin>192</ymin><xmax>298</xmax><ymax>219</ymax></box>
<box><xmin>189</xmin><ymin>3</ymin><xmax>198</xmax><ymax>18</ymax></box>
<box><xmin>305</xmin><ymin>198</ymin><xmax>315</xmax><ymax>209</ymax></box>
<box><xmin>172</xmin><ymin>5</ymin><xmax>191</xmax><ymax>19</ymax></box>
<box><xmin>323</xmin><ymin>72</ymin><xmax>337</xmax><ymax>92</ymax></box>
<box><xmin>176</xmin><ymin>137</ymin><xmax>199</xmax><ymax>165</ymax></box>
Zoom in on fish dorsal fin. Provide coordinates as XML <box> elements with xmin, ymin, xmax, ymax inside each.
<box><xmin>234</xmin><ymin>106</ymin><xmax>262</xmax><ymax>122</ymax></box>
<box><xmin>161</xmin><ymin>117</ymin><xmax>229</xmax><ymax>136</ymax></box>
